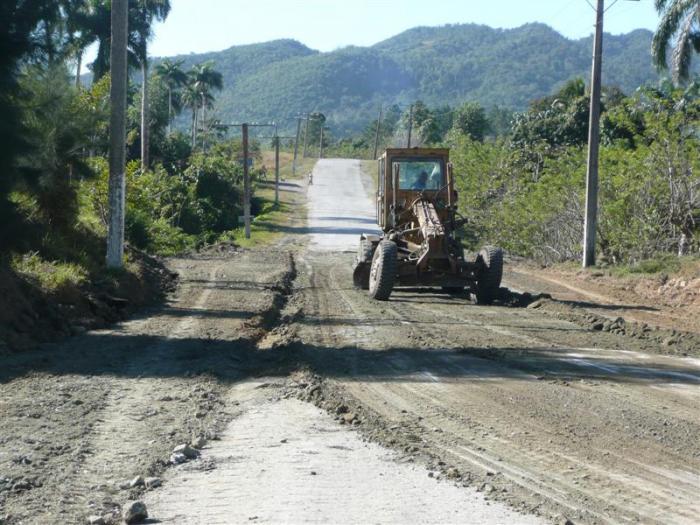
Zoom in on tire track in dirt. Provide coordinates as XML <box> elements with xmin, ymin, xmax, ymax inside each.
<box><xmin>0</xmin><ymin>249</ymin><xmax>296</xmax><ymax>524</ymax></box>
<box><xmin>375</xmin><ymin>291</ymin><xmax>700</xmax><ymax>523</ymax></box>
<box><xmin>40</xmin><ymin>261</ymin><xmax>234</xmax><ymax>522</ymax></box>
<box><xmin>324</xmin><ymin>261</ymin><xmax>615</xmax><ymax>522</ymax></box>
<box><xmin>296</xmin><ymin>255</ymin><xmax>700</xmax><ymax>524</ymax></box>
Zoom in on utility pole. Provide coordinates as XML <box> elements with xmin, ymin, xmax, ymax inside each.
<box><xmin>372</xmin><ymin>105</ymin><xmax>382</xmax><ymax>160</ymax></box>
<box><xmin>407</xmin><ymin>104</ymin><xmax>413</xmax><ymax>148</ymax></box>
<box><xmin>292</xmin><ymin>117</ymin><xmax>301</xmax><ymax>177</ymax></box>
<box><xmin>242</xmin><ymin>123</ymin><xmax>251</xmax><ymax>239</ymax></box>
<box><xmin>106</xmin><ymin>0</ymin><xmax>128</xmax><ymax>269</ymax></box>
<box><xmin>274</xmin><ymin>133</ymin><xmax>280</xmax><ymax>205</ymax></box>
<box><xmin>302</xmin><ymin>114</ymin><xmax>309</xmax><ymax>158</ymax></box>
<box><xmin>319</xmin><ymin>126</ymin><xmax>325</xmax><ymax>159</ymax></box>
<box><xmin>582</xmin><ymin>0</ymin><xmax>604</xmax><ymax>268</ymax></box>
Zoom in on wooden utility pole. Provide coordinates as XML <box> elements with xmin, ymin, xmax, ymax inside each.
<box><xmin>582</xmin><ymin>0</ymin><xmax>604</xmax><ymax>268</ymax></box>
<box><xmin>302</xmin><ymin>114</ymin><xmax>309</xmax><ymax>158</ymax></box>
<box><xmin>274</xmin><ymin>135</ymin><xmax>280</xmax><ymax>205</ymax></box>
<box><xmin>106</xmin><ymin>0</ymin><xmax>128</xmax><ymax>268</ymax></box>
<box><xmin>407</xmin><ymin>104</ymin><xmax>413</xmax><ymax>148</ymax></box>
<box><xmin>292</xmin><ymin>117</ymin><xmax>301</xmax><ymax>177</ymax></box>
<box><xmin>242</xmin><ymin>123</ymin><xmax>251</xmax><ymax>239</ymax></box>
<box><xmin>373</xmin><ymin>105</ymin><xmax>382</xmax><ymax>160</ymax></box>
<box><xmin>319</xmin><ymin>127</ymin><xmax>325</xmax><ymax>159</ymax></box>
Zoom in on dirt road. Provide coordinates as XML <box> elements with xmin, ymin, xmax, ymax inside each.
<box><xmin>1</xmin><ymin>159</ymin><xmax>699</xmax><ymax>524</ymax></box>
<box><xmin>294</xmin><ymin>160</ymin><xmax>700</xmax><ymax>524</ymax></box>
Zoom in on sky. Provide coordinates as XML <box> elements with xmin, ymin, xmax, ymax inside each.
<box><xmin>141</xmin><ymin>0</ymin><xmax>660</xmax><ymax>58</ymax></box>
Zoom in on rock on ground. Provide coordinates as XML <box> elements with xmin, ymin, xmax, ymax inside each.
<box><xmin>122</xmin><ymin>501</ymin><xmax>148</xmax><ymax>524</ymax></box>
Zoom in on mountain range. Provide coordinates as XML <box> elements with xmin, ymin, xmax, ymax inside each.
<box><xmin>161</xmin><ymin>23</ymin><xmax>660</xmax><ymax>136</ymax></box>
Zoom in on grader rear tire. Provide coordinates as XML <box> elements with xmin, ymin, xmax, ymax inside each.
<box><xmin>369</xmin><ymin>240</ymin><xmax>397</xmax><ymax>301</ymax></box>
<box><xmin>475</xmin><ymin>245</ymin><xmax>503</xmax><ymax>304</ymax></box>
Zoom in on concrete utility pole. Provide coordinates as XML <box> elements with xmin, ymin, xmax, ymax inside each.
<box><xmin>242</xmin><ymin>123</ymin><xmax>251</xmax><ymax>239</ymax></box>
<box><xmin>302</xmin><ymin>114</ymin><xmax>309</xmax><ymax>158</ymax></box>
<box><xmin>373</xmin><ymin>105</ymin><xmax>382</xmax><ymax>160</ymax></box>
<box><xmin>407</xmin><ymin>104</ymin><xmax>413</xmax><ymax>148</ymax></box>
<box><xmin>292</xmin><ymin>117</ymin><xmax>301</xmax><ymax>177</ymax></box>
<box><xmin>319</xmin><ymin>127</ymin><xmax>325</xmax><ymax>159</ymax></box>
<box><xmin>106</xmin><ymin>0</ymin><xmax>128</xmax><ymax>269</ymax></box>
<box><xmin>581</xmin><ymin>0</ymin><xmax>639</xmax><ymax>267</ymax></box>
<box><xmin>582</xmin><ymin>0</ymin><xmax>604</xmax><ymax>268</ymax></box>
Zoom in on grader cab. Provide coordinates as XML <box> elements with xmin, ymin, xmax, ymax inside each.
<box><xmin>352</xmin><ymin>148</ymin><xmax>503</xmax><ymax>302</ymax></box>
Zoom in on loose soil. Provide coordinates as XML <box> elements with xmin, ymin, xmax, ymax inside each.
<box><xmin>1</xmin><ymin>159</ymin><xmax>698</xmax><ymax>525</ymax></box>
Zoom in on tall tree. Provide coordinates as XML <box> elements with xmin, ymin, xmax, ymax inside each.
<box><xmin>106</xmin><ymin>0</ymin><xmax>128</xmax><ymax>268</ymax></box>
<box><xmin>652</xmin><ymin>0</ymin><xmax>700</xmax><ymax>84</ymax></box>
<box><xmin>181</xmin><ymin>83</ymin><xmax>199</xmax><ymax>149</ymax></box>
<box><xmin>185</xmin><ymin>62</ymin><xmax>223</xmax><ymax>148</ymax></box>
<box><xmin>132</xmin><ymin>0</ymin><xmax>171</xmax><ymax>170</ymax></box>
<box><xmin>154</xmin><ymin>58</ymin><xmax>186</xmax><ymax>134</ymax></box>
<box><xmin>73</xmin><ymin>0</ymin><xmax>141</xmax><ymax>84</ymax></box>
<box><xmin>0</xmin><ymin>0</ymin><xmax>54</xmax><ymax>245</ymax></box>
<box><xmin>61</xmin><ymin>0</ymin><xmax>94</xmax><ymax>87</ymax></box>
<box><xmin>190</xmin><ymin>61</ymin><xmax>223</xmax><ymax>121</ymax></box>
<box><xmin>453</xmin><ymin>102</ymin><xmax>489</xmax><ymax>142</ymax></box>
<box><xmin>73</xmin><ymin>0</ymin><xmax>112</xmax><ymax>82</ymax></box>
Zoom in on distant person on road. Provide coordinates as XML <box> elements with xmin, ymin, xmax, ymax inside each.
<box><xmin>308</xmin><ymin>171</ymin><xmax>313</xmax><ymax>185</ymax></box>
<box><xmin>411</xmin><ymin>170</ymin><xmax>428</xmax><ymax>190</ymax></box>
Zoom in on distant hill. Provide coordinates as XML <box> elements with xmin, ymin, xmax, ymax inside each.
<box><xmin>158</xmin><ymin>23</ymin><xmax>660</xmax><ymax>136</ymax></box>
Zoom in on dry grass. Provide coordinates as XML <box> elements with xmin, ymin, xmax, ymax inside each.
<box><xmin>226</xmin><ymin>151</ymin><xmax>316</xmax><ymax>248</ymax></box>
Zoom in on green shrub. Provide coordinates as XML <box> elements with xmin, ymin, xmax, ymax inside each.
<box><xmin>11</xmin><ymin>252</ymin><xmax>87</xmax><ymax>293</ymax></box>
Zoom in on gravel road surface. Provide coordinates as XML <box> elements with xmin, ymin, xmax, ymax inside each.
<box><xmin>1</xmin><ymin>158</ymin><xmax>698</xmax><ymax>525</ymax></box>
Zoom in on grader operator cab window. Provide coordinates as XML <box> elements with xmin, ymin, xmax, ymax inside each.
<box><xmin>393</xmin><ymin>159</ymin><xmax>444</xmax><ymax>191</ymax></box>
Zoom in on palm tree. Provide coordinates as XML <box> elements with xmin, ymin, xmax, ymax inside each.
<box><xmin>184</xmin><ymin>62</ymin><xmax>223</xmax><ymax>148</ymax></box>
<box><xmin>652</xmin><ymin>0</ymin><xmax>700</xmax><ymax>84</ymax></box>
<box><xmin>154</xmin><ymin>58</ymin><xmax>187</xmax><ymax>134</ymax></box>
<box><xmin>132</xmin><ymin>0</ymin><xmax>171</xmax><ymax>170</ymax></box>
<box><xmin>62</xmin><ymin>0</ymin><xmax>94</xmax><ymax>87</ymax></box>
<box><xmin>181</xmin><ymin>83</ymin><xmax>200</xmax><ymax>149</ymax></box>
<box><xmin>71</xmin><ymin>0</ymin><xmax>139</xmax><ymax>83</ymax></box>
<box><xmin>72</xmin><ymin>0</ymin><xmax>112</xmax><ymax>82</ymax></box>
<box><xmin>190</xmin><ymin>61</ymin><xmax>223</xmax><ymax>121</ymax></box>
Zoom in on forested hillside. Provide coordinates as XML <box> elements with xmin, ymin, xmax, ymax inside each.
<box><xmin>160</xmin><ymin>23</ymin><xmax>660</xmax><ymax>134</ymax></box>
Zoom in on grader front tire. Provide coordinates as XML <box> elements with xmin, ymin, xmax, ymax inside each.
<box><xmin>368</xmin><ymin>240</ymin><xmax>397</xmax><ymax>301</ymax></box>
<box><xmin>475</xmin><ymin>245</ymin><xmax>503</xmax><ymax>304</ymax></box>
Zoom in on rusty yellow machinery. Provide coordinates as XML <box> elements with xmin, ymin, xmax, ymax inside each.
<box><xmin>352</xmin><ymin>148</ymin><xmax>503</xmax><ymax>302</ymax></box>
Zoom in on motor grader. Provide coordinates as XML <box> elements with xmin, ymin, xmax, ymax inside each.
<box><xmin>352</xmin><ymin>148</ymin><xmax>503</xmax><ymax>302</ymax></box>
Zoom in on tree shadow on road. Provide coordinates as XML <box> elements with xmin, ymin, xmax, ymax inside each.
<box><xmin>2</xmin><ymin>331</ymin><xmax>699</xmax><ymax>388</ymax></box>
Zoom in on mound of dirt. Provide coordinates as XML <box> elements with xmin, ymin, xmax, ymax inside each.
<box><xmin>635</xmin><ymin>275</ymin><xmax>700</xmax><ymax>308</ymax></box>
<box><xmin>0</xmin><ymin>247</ymin><xmax>177</xmax><ymax>353</ymax></box>
<box><xmin>494</xmin><ymin>288</ymin><xmax>551</xmax><ymax>308</ymax></box>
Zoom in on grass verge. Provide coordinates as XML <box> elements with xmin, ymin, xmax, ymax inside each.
<box><xmin>223</xmin><ymin>152</ymin><xmax>315</xmax><ymax>248</ymax></box>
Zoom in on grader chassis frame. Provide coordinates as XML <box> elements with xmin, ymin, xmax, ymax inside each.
<box><xmin>352</xmin><ymin>148</ymin><xmax>503</xmax><ymax>302</ymax></box>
